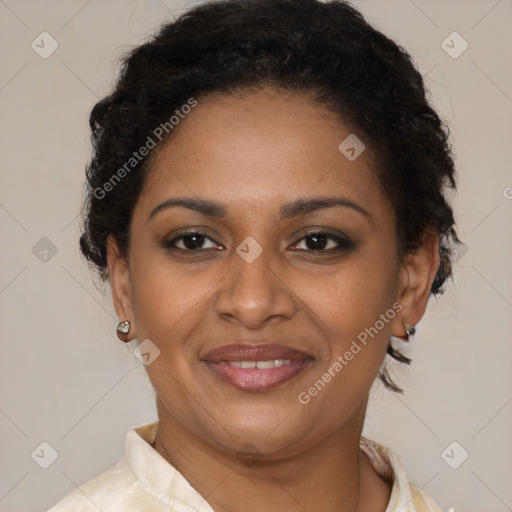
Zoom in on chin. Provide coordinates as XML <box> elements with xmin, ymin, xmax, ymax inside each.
<box><xmin>205</xmin><ymin>403</ymin><xmax>309</xmax><ymax>456</ymax></box>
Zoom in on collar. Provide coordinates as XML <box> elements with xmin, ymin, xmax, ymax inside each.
<box><xmin>359</xmin><ymin>436</ymin><xmax>421</xmax><ymax>512</ymax></box>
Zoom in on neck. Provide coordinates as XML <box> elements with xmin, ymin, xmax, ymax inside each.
<box><xmin>152</xmin><ymin>397</ymin><xmax>391</xmax><ymax>512</ymax></box>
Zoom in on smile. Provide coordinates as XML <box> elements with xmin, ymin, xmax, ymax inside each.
<box><xmin>204</xmin><ymin>358</ymin><xmax>312</xmax><ymax>391</ymax></box>
<box><xmin>223</xmin><ymin>359</ymin><xmax>293</xmax><ymax>368</ymax></box>
<box><xmin>202</xmin><ymin>343</ymin><xmax>314</xmax><ymax>391</ymax></box>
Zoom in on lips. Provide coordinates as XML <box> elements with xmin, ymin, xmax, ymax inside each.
<box><xmin>202</xmin><ymin>343</ymin><xmax>314</xmax><ymax>391</ymax></box>
<box><xmin>202</xmin><ymin>343</ymin><xmax>313</xmax><ymax>362</ymax></box>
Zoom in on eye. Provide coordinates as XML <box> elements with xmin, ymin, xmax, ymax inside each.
<box><xmin>290</xmin><ymin>232</ymin><xmax>353</xmax><ymax>252</ymax></box>
<box><xmin>164</xmin><ymin>231</ymin><xmax>222</xmax><ymax>251</ymax></box>
<box><xmin>163</xmin><ymin>230</ymin><xmax>353</xmax><ymax>254</ymax></box>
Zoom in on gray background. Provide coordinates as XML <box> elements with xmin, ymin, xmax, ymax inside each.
<box><xmin>1</xmin><ymin>1</ymin><xmax>511</xmax><ymax>511</ymax></box>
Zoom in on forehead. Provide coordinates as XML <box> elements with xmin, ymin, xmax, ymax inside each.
<box><xmin>136</xmin><ymin>88</ymin><xmax>392</xmax><ymax>224</ymax></box>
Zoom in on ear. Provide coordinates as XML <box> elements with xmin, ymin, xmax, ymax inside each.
<box><xmin>107</xmin><ymin>234</ymin><xmax>136</xmax><ymax>342</ymax></box>
<box><xmin>391</xmin><ymin>227</ymin><xmax>440</xmax><ymax>340</ymax></box>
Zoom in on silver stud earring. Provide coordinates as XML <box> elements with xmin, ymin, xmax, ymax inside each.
<box><xmin>404</xmin><ymin>320</ymin><xmax>416</xmax><ymax>338</ymax></box>
<box><xmin>117</xmin><ymin>320</ymin><xmax>130</xmax><ymax>335</ymax></box>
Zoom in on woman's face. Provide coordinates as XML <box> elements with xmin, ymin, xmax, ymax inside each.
<box><xmin>109</xmin><ymin>88</ymin><xmax>434</xmax><ymax>457</ymax></box>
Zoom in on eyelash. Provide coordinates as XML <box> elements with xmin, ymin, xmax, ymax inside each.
<box><xmin>163</xmin><ymin>230</ymin><xmax>354</xmax><ymax>255</ymax></box>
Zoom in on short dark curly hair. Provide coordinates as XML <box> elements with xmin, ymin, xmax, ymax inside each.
<box><xmin>79</xmin><ymin>0</ymin><xmax>461</xmax><ymax>392</ymax></box>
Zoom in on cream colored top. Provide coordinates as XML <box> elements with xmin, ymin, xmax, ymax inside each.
<box><xmin>47</xmin><ymin>421</ymin><xmax>443</xmax><ymax>511</ymax></box>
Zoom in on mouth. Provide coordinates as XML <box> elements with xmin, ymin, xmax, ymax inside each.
<box><xmin>202</xmin><ymin>343</ymin><xmax>314</xmax><ymax>391</ymax></box>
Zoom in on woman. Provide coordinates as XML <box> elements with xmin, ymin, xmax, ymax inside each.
<box><xmin>48</xmin><ymin>0</ymin><xmax>459</xmax><ymax>510</ymax></box>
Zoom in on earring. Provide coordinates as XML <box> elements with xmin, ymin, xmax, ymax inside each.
<box><xmin>391</xmin><ymin>320</ymin><xmax>416</xmax><ymax>343</ymax></box>
<box><xmin>116</xmin><ymin>320</ymin><xmax>130</xmax><ymax>342</ymax></box>
<box><xmin>404</xmin><ymin>320</ymin><xmax>416</xmax><ymax>339</ymax></box>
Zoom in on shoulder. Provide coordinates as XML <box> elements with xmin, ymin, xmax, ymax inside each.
<box><xmin>409</xmin><ymin>483</ymin><xmax>444</xmax><ymax>512</ymax></box>
<box><xmin>46</xmin><ymin>457</ymin><xmax>138</xmax><ymax>511</ymax></box>
<box><xmin>359</xmin><ymin>436</ymin><xmax>444</xmax><ymax>512</ymax></box>
<box><xmin>46</xmin><ymin>421</ymin><xmax>182</xmax><ymax>512</ymax></box>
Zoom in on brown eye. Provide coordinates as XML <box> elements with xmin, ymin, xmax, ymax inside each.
<box><xmin>164</xmin><ymin>231</ymin><xmax>222</xmax><ymax>251</ymax></box>
<box><xmin>291</xmin><ymin>232</ymin><xmax>353</xmax><ymax>252</ymax></box>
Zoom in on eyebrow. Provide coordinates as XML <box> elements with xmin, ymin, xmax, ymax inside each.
<box><xmin>149</xmin><ymin>196</ymin><xmax>372</xmax><ymax>222</ymax></box>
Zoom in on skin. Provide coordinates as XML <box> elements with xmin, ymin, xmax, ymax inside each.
<box><xmin>107</xmin><ymin>87</ymin><xmax>440</xmax><ymax>512</ymax></box>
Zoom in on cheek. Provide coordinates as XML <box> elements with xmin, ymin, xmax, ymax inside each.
<box><xmin>130</xmin><ymin>255</ymin><xmax>189</xmax><ymax>335</ymax></box>
<box><xmin>318</xmin><ymin>251</ymin><xmax>398</xmax><ymax>365</ymax></box>
<box><xmin>298</xmin><ymin>267</ymin><xmax>397</xmax><ymax>419</ymax></box>
<box><xmin>325</xmin><ymin>249</ymin><xmax>397</xmax><ymax>320</ymax></box>
<box><xmin>129</xmin><ymin>253</ymin><xmax>223</xmax><ymax>345</ymax></box>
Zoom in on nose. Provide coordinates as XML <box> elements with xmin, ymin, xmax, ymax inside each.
<box><xmin>214</xmin><ymin>245</ymin><xmax>297</xmax><ymax>330</ymax></box>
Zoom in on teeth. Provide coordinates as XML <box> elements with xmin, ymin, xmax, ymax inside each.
<box><xmin>256</xmin><ymin>360</ymin><xmax>275</xmax><ymax>369</ymax></box>
<box><xmin>228</xmin><ymin>360</ymin><xmax>293</xmax><ymax>369</ymax></box>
